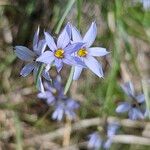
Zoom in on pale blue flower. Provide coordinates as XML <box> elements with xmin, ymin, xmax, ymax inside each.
<box><xmin>71</xmin><ymin>22</ymin><xmax>109</xmax><ymax>80</ymax></box>
<box><xmin>88</xmin><ymin>123</ymin><xmax>119</xmax><ymax>150</ymax></box>
<box><xmin>36</xmin><ymin>24</ymin><xmax>84</xmax><ymax>72</ymax></box>
<box><xmin>15</xmin><ymin>27</ymin><xmax>51</xmax><ymax>92</ymax></box>
<box><xmin>38</xmin><ymin>76</ymin><xmax>79</xmax><ymax>121</ymax></box>
<box><xmin>116</xmin><ymin>82</ymin><xmax>145</xmax><ymax>120</ymax></box>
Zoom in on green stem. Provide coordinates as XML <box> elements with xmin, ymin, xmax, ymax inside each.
<box><xmin>64</xmin><ymin>66</ymin><xmax>75</xmax><ymax>95</ymax></box>
<box><xmin>35</xmin><ymin>64</ymin><xmax>45</xmax><ymax>89</ymax></box>
<box><xmin>55</xmin><ymin>0</ymin><xmax>76</xmax><ymax>34</ymax></box>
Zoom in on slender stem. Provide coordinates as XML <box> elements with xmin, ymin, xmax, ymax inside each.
<box><xmin>55</xmin><ymin>0</ymin><xmax>75</xmax><ymax>34</ymax></box>
<box><xmin>64</xmin><ymin>66</ymin><xmax>75</xmax><ymax>95</ymax></box>
<box><xmin>35</xmin><ymin>64</ymin><xmax>45</xmax><ymax>89</ymax></box>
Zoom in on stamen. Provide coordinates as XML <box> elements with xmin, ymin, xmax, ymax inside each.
<box><xmin>54</xmin><ymin>49</ymin><xmax>64</xmax><ymax>58</ymax></box>
<box><xmin>77</xmin><ymin>48</ymin><xmax>88</xmax><ymax>57</ymax></box>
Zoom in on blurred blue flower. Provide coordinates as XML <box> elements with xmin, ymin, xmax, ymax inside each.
<box><xmin>38</xmin><ymin>76</ymin><xmax>79</xmax><ymax>121</ymax></box>
<box><xmin>70</xmin><ymin>22</ymin><xmax>109</xmax><ymax>80</ymax></box>
<box><xmin>15</xmin><ymin>27</ymin><xmax>51</xmax><ymax>92</ymax></box>
<box><xmin>88</xmin><ymin>123</ymin><xmax>119</xmax><ymax>150</ymax></box>
<box><xmin>36</xmin><ymin>23</ymin><xmax>84</xmax><ymax>72</ymax></box>
<box><xmin>116</xmin><ymin>82</ymin><xmax>145</xmax><ymax>120</ymax></box>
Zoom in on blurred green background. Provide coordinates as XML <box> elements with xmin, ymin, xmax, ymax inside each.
<box><xmin>0</xmin><ymin>0</ymin><xmax>150</xmax><ymax>149</ymax></box>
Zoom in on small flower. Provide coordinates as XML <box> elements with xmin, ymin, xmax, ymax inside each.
<box><xmin>71</xmin><ymin>22</ymin><xmax>109</xmax><ymax>80</ymax></box>
<box><xmin>88</xmin><ymin>132</ymin><xmax>102</xmax><ymax>150</ymax></box>
<box><xmin>36</xmin><ymin>24</ymin><xmax>84</xmax><ymax>72</ymax></box>
<box><xmin>88</xmin><ymin>123</ymin><xmax>119</xmax><ymax>150</ymax></box>
<box><xmin>15</xmin><ymin>27</ymin><xmax>51</xmax><ymax>91</ymax></box>
<box><xmin>116</xmin><ymin>82</ymin><xmax>145</xmax><ymax>120</ymax></box>
<box><xmin>37</xmin><ymin>76</ymin><xmax>79</xmax><ymax>121</ymax></box>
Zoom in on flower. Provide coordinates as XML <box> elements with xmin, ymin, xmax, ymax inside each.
<box><xmin>88</xmin><ymin>123</ymin><xmax>119</xmax><ymax>150</ymax></box>
<box><xmin>103</xmin><ymin>122</ymin><xmax>119</xmax><ymax>149</ymax></box>
<box><xmin>15</xmin><ymin>27</ymin><xmax>51</xmax><ymax>92</ymax></box>
<box><xmin>36</xmin><ymin>24</ymin><xmax>84</xmax><ymax>72</ymax></box>
<box><xmin>116</xmin><ymin>82</ymin><xmax>145</xmax><ymax>120</ymax></box>
<box><xmin>37</xmin><ymin>76</ymin><xmax>79</xmax><ymax>121</ymax></box>
<box><xmin>70</xmin><ymin>22</ymin><xmax>109</xmax><ymax>80</ymax></box>
<box><xmin>88</xmin><ymin>132</ymin><xmax>102</xmax><ymax>150</ymax></box>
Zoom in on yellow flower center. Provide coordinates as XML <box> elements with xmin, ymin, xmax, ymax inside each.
<box><xmin>54</xmin><ymin>49</ymin><xmax>64</xmax><ymax>58</ymax></box>
<box><xmin>77</xmin><ymin>48</ymin><xmax>88</xmax><ymax>57</ymax></box>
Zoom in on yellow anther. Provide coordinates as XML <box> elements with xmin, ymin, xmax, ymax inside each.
<box><xmin>54</xmin><ymin>49</ymin><xmax>64</xmax><ymax>58</ymax></box>
<box><xmin>77</xmin><ymin>48</ymin><xmax>88</xmax><ymax>57</ymax></box>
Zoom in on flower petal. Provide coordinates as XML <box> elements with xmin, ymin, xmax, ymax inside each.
<box><xmin>15</xmin><ymin>46</ymin><xmax>35</xmax><ymax>61</ymax></box>
<box><xmin>52</xmin><ymin>108</ymin><xmax>64</xmax><ymax>121</ymax></box>
<box><xmin>116</xmin><ymin>102</ymin><xmax>131</xmax><ymax>113</ymax></box>
<box><xmin>54</xmin><ymin>58</ymin><xmax>63</xmax><ymax>72</ymax></box>
<box><xmin>42</xmin><ymin>69</ymin><xmax>51</xmax><ymax>81</ymax></box>
<box><xmin>36</xmin><ymin>51</ymin><xmax>54</xmax><ymax>64</ymax></box>
<box><xmin>121</xmin><ymin>82</ymin><xmax>135</xmax><ymax>97</ymax></box>
<box><xmin>71</xmin><ymin>24</ymin><xmax>82</xmax><ymax>42</ymax></box>
<box><xmin>33</xmin><ymin>27</ymin><xmax>39</xmax><ymax>51</ymax></box>
<box><xmin>88</xmin><ymin>47</ymin><xmax>109</xmax><ymax>57</ymax></box>
<box><xmin>20</xmin><ymin>63</ymin><xmax>35</xmax><ymax>77</ymax></box>
<box><xmin>64</xmin><ymin>42</ymin><xmax>84</xmax><ymax>54</ymax></box>
<box><xmin>84</xmin><ymin>56</ymin><xmax>103</xmax><ymax>78</ymax></box>
<box><xmin>83</xmin><ymin>22</ymin><xmax>97</xmax><ymax>47</ymax></box>
<box><xmin>57</xmin><ymin>25</ymin><xmax>70</xmax><ymax>49</ymax></box>
<box><xmin>73</xmin><ymin>66</ymin><xmax>83</xmax><ymax>80</ymax></box>
<box><xmin>44</xmin><ymin>32</ymin><xmax>57</xmax><ymax>51</ymax></box>
<box><xmin>136</xmin><ymin>94</ymin><xmax>145</xmax><ymax>103</ymax></box>
<box><xmin>129</xmin><ymin>108</ymin><xmax>144</xmax><ymax>120</ymax></box>
<box><xmin>34</xmin><ymin>39</ymin><xmax>47</xmax><ymax>55</ymax></box>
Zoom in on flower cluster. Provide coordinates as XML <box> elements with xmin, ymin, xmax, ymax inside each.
<box><xmin>88</xmin><ymin>123</ymin><xmax>119</xmax><ymax>150</ymax></box>
<box><xmin>15</xmin><ymin>22</ymin><xmax>109</xmax><ymax>91</ymax></box>
<box><xmin>116</xmin><ymin>82</ymin><xmax>146</xmax><ymax>120</ymax></box>
<box><xmin>38</xmin><ymin>76</ymin><xmax>79</xmax><ymax>121</ymax></box>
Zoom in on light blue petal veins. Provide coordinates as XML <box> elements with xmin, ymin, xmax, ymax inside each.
<box><xmin>20</xmin><ymin>63</ymin><xmax>35</xmax><ymax>77</ymax></box>
<box><xmin>57</xmin><ymin>26</ymin><xmax>70</xmax><ymax>49</ymax></box>
<box><xmin>42</xmin><ymin>70</ymin><xmax>51</xmax><ymax>81</ymax></box>
<box><xmin>36</xmin><ymin>51</ymin><xmax>54</xmax><ymax>64</ymax></box>
<box><xmin>136</xmin><ymin>94</ymin><xmax>145</xmax><ymax>103</ymax></box>
<box><xmin>129</xmin><ymin>108</ymin><xmax>144</xmax><ymax>120</ymax></box>
<box><xmin>71</xmin><ymin>24</ymin><xmax>82</xmax><ymax>42</ymax></box>
<box><xmin>44</xmin><ymin>32</ymin><xmax>57</xmax><ymax>51</ymax></box>
<box><xmin>54</xmin><ymin>58</ymin><xmax>63</xmax><ymax>72</ymax></box>
<box><xmin>65</xmin><ymin>22</ymin><xmax>71</xmax><ymax>38</ymax></box>
<box><xmin>107</xmin><ymin>123</ymin><xmax>119</xmax><ymax>137</ymax></box>
<box><xmin>33</xmin><ymin>26</ymin><xmax>39</xmax><ymax>51</ymax></box>
<box><xmin>121</xmin><ymin>82</ymin><xmax>135</xmax><ymax>97</ymax></box>
<box><xmin>73</xmin><ymin>66</ymin><xmax>83</xmax><ymax>80</ymax></box>
<box><xmin>84</xmin><ymin>56</ymin><xmax>103</xmax><ymax>78</ymax></box>
<box><xmin>64</xmin><ymin>42</ymin><xmax>84</xmax><ymax>54</ymax></box>
<box><xmin>83</xmin><ymin>22</ymin><xmax>97</xmax><ymax>47</ymax></box>
<box><xmin>116</xmin><ymin>102</ymin><xmax>131</xmax><ymax>113</ymax></box>
<box><xmin>88</xmin><ymin>47</ymin><xmax>109</xmax><ymax>57</ymax></box>
<box><xmin>15</xmin><ymin>46</ymin><xmax>35</xmax><ymax>61</ymax></box>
